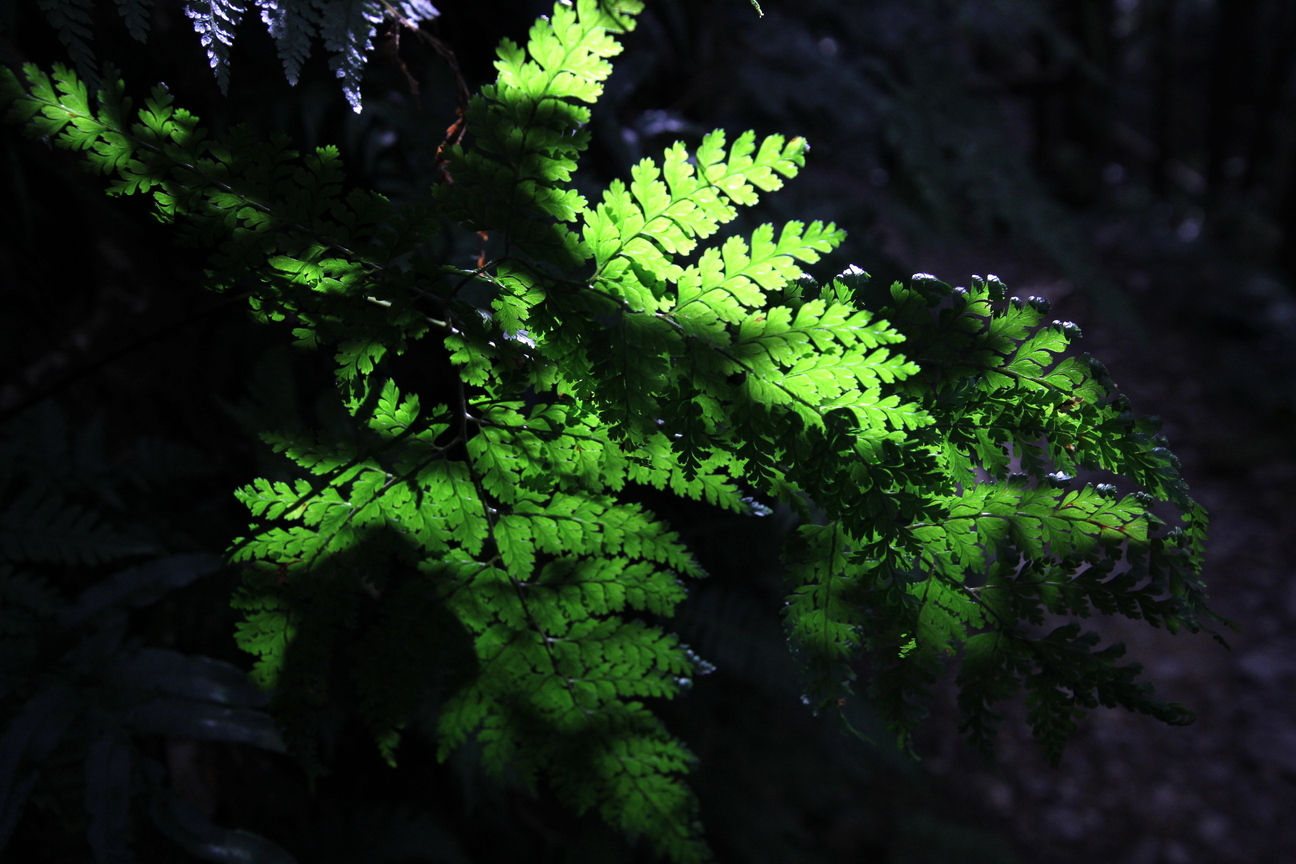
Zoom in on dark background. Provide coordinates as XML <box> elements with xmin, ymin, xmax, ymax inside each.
<box><xmin>2</xmin><ymin>1</ymin><xmax>1294</xmax><ymax>862</ymax></box>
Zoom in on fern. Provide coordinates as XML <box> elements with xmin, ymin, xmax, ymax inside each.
<box><xmin>28</xmin><ymin>0</ymin><xmax>440</xmax><ymax>110</ymax></box>
<box><xmin>0</xmin><ymin>555</ymin><xmax>296</xmax><ymax>862</ymax></box>
<box><xmin>0</xmin><ymin>407</ymin><xmax>295</xmax><ymax>863</ymax></box>
<box><xmin>35</xmin><ymin>0</ymin><xmax>98</xmax><ymax>79</ymax></box>
<box><xmin>1</xmin><ymin>0</ymin><xmax>1225</xmax><ymax>858</ymax></box>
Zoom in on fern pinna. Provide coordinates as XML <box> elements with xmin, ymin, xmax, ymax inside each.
<box><xmin>2</xmin><ymin>0</ymin><xmax>1223</xmax><ymax>860</ymax></box>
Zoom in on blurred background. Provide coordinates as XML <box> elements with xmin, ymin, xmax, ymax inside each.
<box><xmin>2</xmin><ymin>1</ymin><xmax>1294</xmax><ymax>862</ymax></box>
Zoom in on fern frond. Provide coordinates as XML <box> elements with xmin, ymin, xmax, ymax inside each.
<box><xmin>674</xmin><ymin>221</ymin><xmax>841</xmax><ymax>332</ymax></box>
<box><xmin>184</xmin><ymin>0</ymin><xmax>248</xmax><ymax>93</ymax></box>
<box><xmin>30</xmin><ymin>0</ymin><xmax>440</xmax><ymax>109</ymax></box>
<box><xmin>116</xmin><ymin>0</ymin><xmax>155</xmax><ymax>41</ymax></box>
<box><xmin>584</xmin><ymin>132</ymin><xmax>809</xmax><ymax>306</ymax></box>
<box><xmin>35</xmin><ymin>0</ymin><xmax>97</xmax><ymax>84</ymax></box>
<box><xmin>315</xmin><ymin>0</ymin><xmax>385</xmax><ymax>112</ymax></box>
<box><xmin>434</xmin><ymin>0</ymin><xmax>641</xmax><ymax>276</ymax></box>
<box><xmin>0</xmin><ymin>484</ymin><xmax>153</xmax><ymax>566</ymax></box>
<box><xmin>257</xmin><ymin>0</ymin><xmax>317</xmax><ymax>85</ymax></box>
<box><xmin>1</xmin><ymin>63</ymin><xmax>435</xmax><ymax>377</ymax></box>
